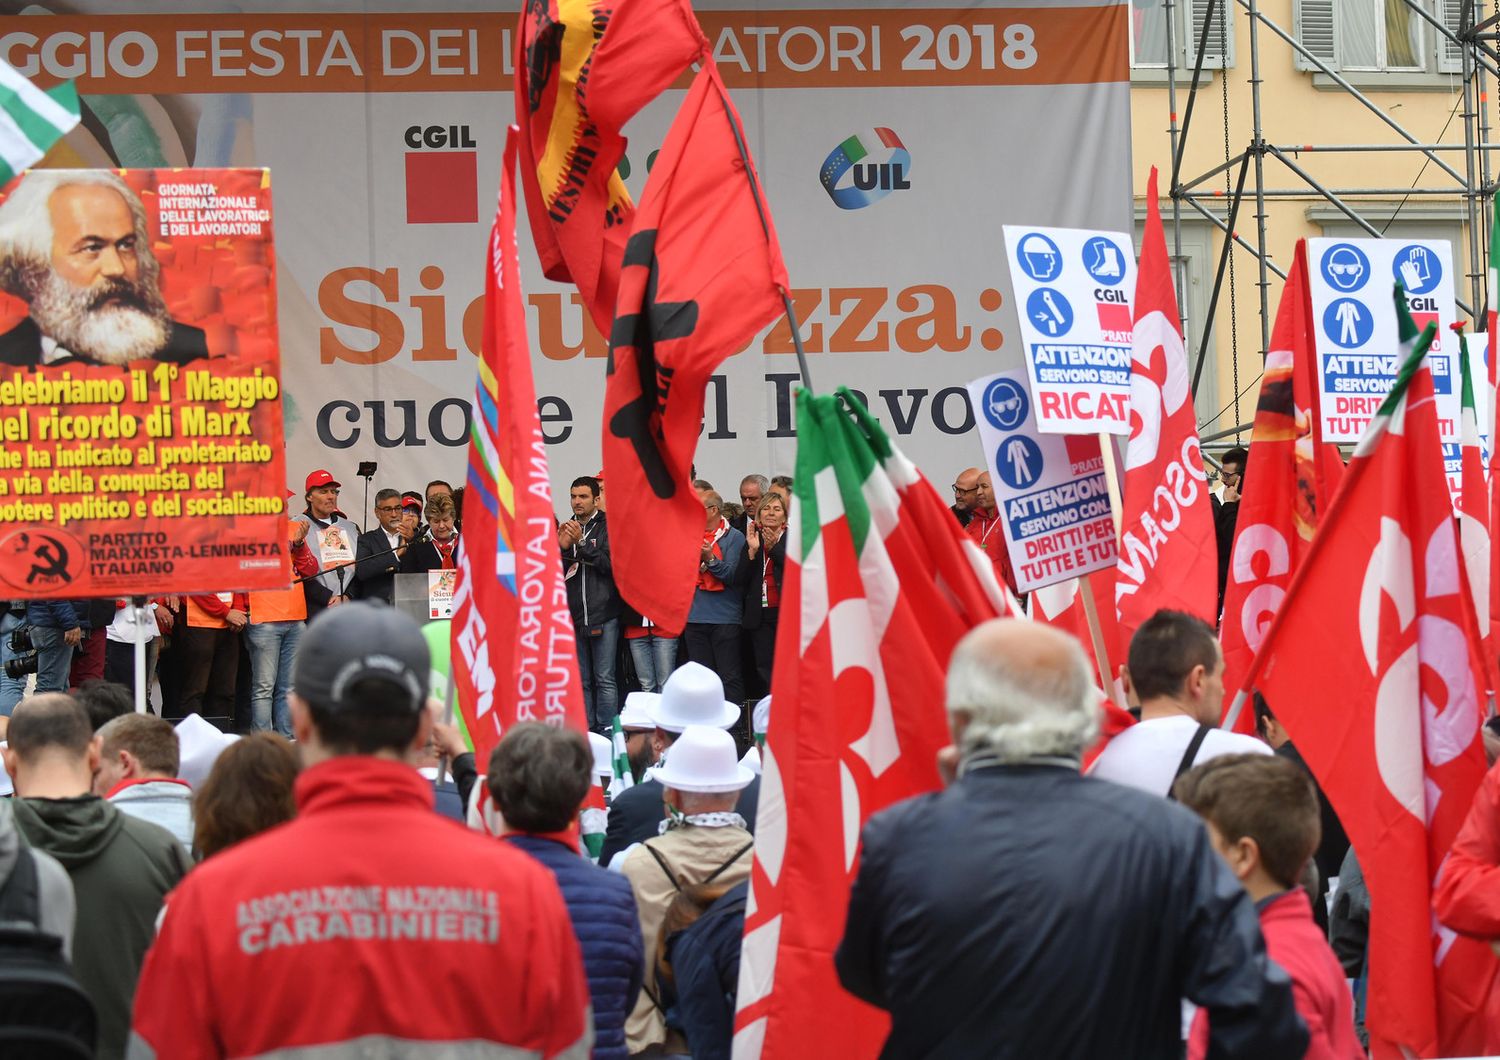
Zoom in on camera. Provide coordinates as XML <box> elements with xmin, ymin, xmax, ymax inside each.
<box><xmin>8</xmin><ymin>624</ymin><xmax>32</xmax><ymax>652</ymax></box>
<box><xmin>3</xmin><ymin>650</ymin><xmax>37</xmax><ymax>681</ymax></box>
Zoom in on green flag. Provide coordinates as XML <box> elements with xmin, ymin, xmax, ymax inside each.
<box><xmin>0</xmin><ymin>62</ymin><xmax>79</xmax><ymax>185</ymax></box>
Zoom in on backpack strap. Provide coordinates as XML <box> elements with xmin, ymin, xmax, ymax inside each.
<box><xmin>703</xmin><ymin>841</ymin><xmax>754</xmax><ymax>884</ymax></box>
<box><xmin>0</xmin><ymin>846</ymin><xmax>41</xmax><ymax>927</ymax></box>
<box><xmin>644</xmin><ymin>842</ymin><xmax>681</xmax><ymax>892</ymax></box>
<box><xmin>1168</xmin><ymin>724</ymin><xmax>1213</xmax><ymax>801</ymax></box>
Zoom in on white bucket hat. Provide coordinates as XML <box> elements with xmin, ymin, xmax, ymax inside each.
<box><xmin>740</xmin><ymin>745</ymin><xmax>762</xmax><ymax>775</ymax></box>
<box><xmin>650</xmin><ymin>662</ymin><xmax>739</xmax><ymax>732</ymax></box>
<box><xmin>653</xmin><ymin>726</ymin><xmax>754</xmax><ymax>793</ymax></box>
<box><xmin>752</xmin><ymin>695</ymin><xmax>771</xmax><ymax>738</ymax></box>
<box><xmin>619</xmin><ymin>692</ymin><xmax>659</xmax><ymax>731</ymax></box>
<box><xmin>176</xmin><ymin>714</ymin><xmax>239</xmax><ymax>789</ymax></box>
<box><xmin>588</xmin><ymin>731</ymin><xmax>612</xmax><ymax>784</ymax></box>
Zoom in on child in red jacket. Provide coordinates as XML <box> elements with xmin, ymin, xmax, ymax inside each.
<box><xmin>1175</xmin><ymin>753</ymin><xmax>1363</xmax><ymax>1060</ymax></box>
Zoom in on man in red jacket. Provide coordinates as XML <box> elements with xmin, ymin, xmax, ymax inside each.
<box><xmin>964</xmin><ymin>471</ymin><xmax>1022</xmax><ymax>599</ymax></box>
<box><xmin>128</xmin><ymin>603</ymin><xmax>593</xmax><ymax>1059</ymax></box>
<box><xmin>1175</xmin><ymin>753</ymin><xmax>1361</xmax><ymax>1060</ymax></box>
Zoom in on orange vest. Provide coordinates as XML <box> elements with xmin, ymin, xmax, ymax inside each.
<box><xmin>185</xmin><ymin>593</ymin><xmax>234</xmax><ymax>629</ymax></box>
<box><xmin>249</xmin><ymin>586</ymin><xmax>307</xmax><ymax>624</ymax></box>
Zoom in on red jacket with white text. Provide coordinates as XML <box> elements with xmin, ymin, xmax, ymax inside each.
<box><xmin>127</xmin><ymin>757</ymin><xmax>592</xmax><ymax>1059</ymax></box>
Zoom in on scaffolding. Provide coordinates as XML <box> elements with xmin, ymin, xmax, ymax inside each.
<box><xmin>1163</xmin><ymin>0</ymin><xmax>1500</xmax><ymax>448</ymax></box>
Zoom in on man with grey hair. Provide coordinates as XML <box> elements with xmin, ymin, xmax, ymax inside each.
<box><xmin>0</xmin><ymin>169</ymin><xmax>208</xmax><ymax>366</ymax></box>
<box><xmin>835</xmin><ymin>619</ymin><xmax>1307</xmax><ymax>1058</ymax></box>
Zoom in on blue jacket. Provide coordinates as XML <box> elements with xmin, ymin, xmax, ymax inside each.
<box><xmin>505</xmin><ymin>834</ymin><xmax>643</xmax><ymax>1059</ymax></box>
<box><xmin>26</xmin><ymin>598</ymin><xmax>79</xmax><ymax>629</ymax></box>
<box><xmin>664</xmin><ymin>881</ymin><xmax>748</xmax><ymax>1060</ymax></box>
<box><xmin>688</xmin><ymin>526</ymin><xmax>745</xmax><ymax>624</ymax></box>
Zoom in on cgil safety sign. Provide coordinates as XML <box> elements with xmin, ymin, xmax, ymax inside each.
<box><xmin>1002</xmin><ymin>225</ymin><xmax>1137</xmax><ymax>435</ymax></box>
<box><xmin>1307</xmin><ymin>238</ymin><xmax>1460</xmax><ymax>470</ymax></box>
<box><xmin>967</xmin><ymin>369</ymin><xmax>1118</xmax><ymax>593</ymax></box>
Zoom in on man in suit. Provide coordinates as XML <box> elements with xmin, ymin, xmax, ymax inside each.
<box><xmin>597</xmin><ymin>662</ymin><xmax>759</xmax><ymax>867</ymax></box>
<box><xmin>0</xmin><ymin>170</ymin><xmax>209</xmax><ymax>367</ymax></box>
<box><xmin>354</xmin><ymin>488</ymin><xmax>413</xmax><ymax>604</ymax></box>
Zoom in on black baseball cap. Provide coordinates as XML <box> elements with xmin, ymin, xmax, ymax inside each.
<box><xmin>293</xmin><ymin>602</ymin><xmax>430</xmax><ymax>713</ymax></box>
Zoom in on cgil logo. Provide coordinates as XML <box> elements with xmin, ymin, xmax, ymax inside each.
<box><xmin>403</xmin><ymin>123</ymin><xmax>477</xmax><ymax>226</ymax></box>
<box><xmin>819</xmin><ymin>128</ymin><xmax>911</xmax><ymax>210</ymax></box>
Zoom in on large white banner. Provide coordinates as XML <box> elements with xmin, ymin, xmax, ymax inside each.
<box><xmin>3</xmin><ymin>0</ymin><xmax>1133</xmax><ymax>513</ymax></box>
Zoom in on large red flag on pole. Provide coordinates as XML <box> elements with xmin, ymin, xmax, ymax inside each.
<box><xmin>1219</xmin><ymin>241</ymin><xmax>1344</xmax><ymax>730</ymax></box>
<box><xmin>734</xmin><ymin>388</ymin><xmax>1009</xmax><ymax>1059</ymax></box>
<box><xmin>1244</xmin><ymin>292</ymin><xmax>1493</xmax><ymax>1058</ymax></box>
<box><xmin>450</xmin><ymin>127</ymin><xmax>588</xmax><ymax>770</ymax></box>
<box><xmin>602</xmin><ymin>62</ymin><xmax>789</xmax><ymax>633</ymax></box>
<box><xmin>1114</xmin><ymin>167</ymin><xmax>1218</xmax><ymax>641</ymax></box>
<box><xmin>514</xmin><ymin>0</ymin><xmax>706</xmax><ymax>332</ymax></box>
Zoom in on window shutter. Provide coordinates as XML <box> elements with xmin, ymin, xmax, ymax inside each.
<box><xmin>1184</xmin><ymin>0</ymin><xmax>1235</xmax><ymax>69</ymax></box>
<box><xmin>1438</xmin><ymin>0</ymin><xmax>1468</xmax><ymax>73</ymax></box>
<box><xmin>1293</xmin><ymin>0</ymin><xmax>1338</xmax><ymax>71</ymax></box>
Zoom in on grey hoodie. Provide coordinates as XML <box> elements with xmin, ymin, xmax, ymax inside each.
<box><xmin>11</xmin><ymin>794</ymin><xmax>189</xmax><ymax>1060</ymax></box>
<box><xmin>0</xmin><ymin>797</ymin><xmax>74</xmax><ymax>957</ymax></box>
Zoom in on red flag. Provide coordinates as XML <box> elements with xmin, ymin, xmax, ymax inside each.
<box><xmin>602</xmin><ymin>63</ymin><xmax>789</xmax><ymax>632</ymax></box>
<box><xmin>450</xmin><ymin>127</ymin><xmax>588</xmax><ymax>770</ymax></box>
<box><xmin>1219</xmin><ymin>242</ymin><xmax>1345</xmax><ymax>730</ymax></box>
<box><xmin>1114</xmin><ymin>167</ymin><xmax>1218</xmax><ymax>641</ymax></box>
<box><xmin>734</xmin><ymin>388</ymin><xmax>1008</xmax><ymax>1059</ymax></box>
<box><xmin>514</xmin><ymin>0</ymin><xmax>706</xmax><ymax>332</ymax></box>
<box><xmin>1245</xmin><ymin>295</ymin><xmax>1493</xmax><ymax>1058</ymax></box>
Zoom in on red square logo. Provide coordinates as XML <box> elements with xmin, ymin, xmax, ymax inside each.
<box><xmin>1063</xmin><ymin>432</ymin><xmax>1103</xmax><ymax>474</ymax></box>
<box><xmin>1095</xmin><ymin>301</ymin><xmax>1132</xmax><ymax>335</ymax></box>
<box><xmin>405</xmin><ymin>152</ymin><xmax>478</xmax><ymax>224</ymax></box>
<box><xmin>1412</xmin><ymin>312</ymin><xmax>1440</xmax><ymax>351</ymax></box>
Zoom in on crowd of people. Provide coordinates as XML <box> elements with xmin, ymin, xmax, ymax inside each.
<box><xmin>6</xmin><ymin>448</ymin><xmax>1500</xmax><ymax>1058</ymax></box>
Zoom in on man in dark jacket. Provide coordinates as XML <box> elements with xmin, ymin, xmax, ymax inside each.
<box><xmin>598</xmin><ymin>663</ymin><xmax>757</xmax><ymax>867</ymax></box>
<box><xmin>4</xmin><ymin>693</ymin><xmax>190</xmax><ymax>1060</ymax></box>
<box><xmin>490</xmin><ymin>722</ymin><xmax>643</xmax><ymax>1060</ymax></box>
<box><xmin>835</xmin><ymin>620</ymin><xmax>1307</xmax><ymax>1059</ymax></box>
<box><xmin>559</xmin><ymin>475</ymin><xmax>621</xmax><ymax>733</ymax></box>
<box><xmin>25</xmin><ymin>597</ymin><xmax>83</xmax><ymax>697</ymax></box>
<box><xmin>353</xmin><ymin>487</ymin><xmax>413</xmax><ymax>604</ymax></box>
<box><xmin>665</xmin><ymin>880</ymin><xmax>748</xmax><ymax>1060</ymax></box>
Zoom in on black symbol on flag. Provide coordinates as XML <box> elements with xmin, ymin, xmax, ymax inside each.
<box><xmin>607</xmin><ymin>229</ymin><xmax>699</xmax><ymax>499</ymax></box>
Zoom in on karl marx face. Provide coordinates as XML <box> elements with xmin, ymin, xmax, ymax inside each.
<box><xmin>26</xmin><ymin>182</ymin><xmax>172</xmax><ymax>365</ymax></box>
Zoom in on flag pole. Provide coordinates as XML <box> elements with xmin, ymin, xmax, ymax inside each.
<box><xmin>1077</xmin><ymin>579</ymin><xmax>1125</xmax><ymax>710</ymax></box>
<box><xmin>711</xmin><ymin>64</ymin><xmax>814</xmax><ymax>394</ymax></box>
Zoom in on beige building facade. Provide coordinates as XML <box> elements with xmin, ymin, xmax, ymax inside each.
<box><xmin>1128</xmin><ymin>0</ymin><xmax>1488</xmax><ymax>458</ymax></box>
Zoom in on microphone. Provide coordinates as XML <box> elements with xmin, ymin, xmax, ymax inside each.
<box><xmin>412</xmin><ymin>523</ymin><xmax>431</xmax><ymax>543</ymax></box>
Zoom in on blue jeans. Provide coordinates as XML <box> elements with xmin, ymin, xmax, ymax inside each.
<box><xmin>0</xmin><ymin>611</ymin><xmax>27</xmax><ymax>715</ymax></box>
<box><xmin>246</xmin><ymin>620</ymin><xmax>303</xmax><ymax>737</ymax></box>
<box><xmin>628</xmin><ymin>633</ymin><xmax>678</xmax><ymax>694</ymax></box>
<box><xmin>30</xmin><ymin>625</ymin><xmax>75</xmax><ymax>697</ymax></box>
<box><xmin>575</xmin><ymin>617</ymin><xmax>620</xmax><ymax>732</ymax></box>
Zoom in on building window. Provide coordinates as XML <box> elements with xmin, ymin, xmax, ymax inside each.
<box><xmin>1296</xmin><ymin>0</ymin><xmax>1463</xmax><ymax>75</ymax></box>
<box><xmin>1133</xmin><ymin>212</ymin><xmax>1224</xmax><ymax>427</ymax></box>
<box><xmin>1131</xmin><ymin>0</ymin><xmax>1236</xmax><ymax>70</ymax></box>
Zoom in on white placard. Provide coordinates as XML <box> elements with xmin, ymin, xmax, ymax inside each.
<box><xmin>1308</xmin><ymin>238</ymin><xmax>1459</xmax><ymax>453</ymax></box>
<box><xmin>966</xmin><ymin>369</ymin><xmax>1118</xmax><ymax>593</ymax></box>
<box><xmin>428</xmin><ymin>569</ymin><xmax>456</xmax><ymax>619</ymax></box>
<box><xmin>1001</xmin><ymin>225</ymin><xmax>1137</xmax><ymax>436</ymax></box>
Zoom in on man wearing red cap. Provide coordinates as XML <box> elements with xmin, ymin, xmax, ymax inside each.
<box><xmin>292</xmin><ymin>470</ymin><xmax>361</xmax><ymax>617</ymax></box>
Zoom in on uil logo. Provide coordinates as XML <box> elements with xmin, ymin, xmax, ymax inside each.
<box><xmin>819</xmin><ymin>128</ymin><xmax>912</xmax><ymax>210</ymax></box>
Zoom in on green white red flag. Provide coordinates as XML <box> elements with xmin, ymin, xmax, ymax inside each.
<box><xmin>1219</xmin><ymin>241</ymin><xmax>1344</xmax><ymax>731</ymax></box>
<box><xmin>450</xmin><ymin>127</ymin><xmax>590</xmax><ymax>773</ymax></box>
<box><xmin>1114</xmin><ymin>167</ymin><xmax>1217</xmax><ymax>641</ymax></box>
<box><xmin>1488</xmin><ymin>192</ymin><xmax>1500</xmax><ymax>666</ymax></box>
<box><xmin>1456</xmin><ymin>327</ymin><xmax>1493</xmax><ymax>680</ymax></box>
<box><xmin>733</xmin><ymin>387</ymin><xmax>1009</xmax><ymax>1058</ymax></box>
<box><xmin>1243</xmin><ymin>289</ymin><xmax>1493</xmax><ymax>1058</ymax></box>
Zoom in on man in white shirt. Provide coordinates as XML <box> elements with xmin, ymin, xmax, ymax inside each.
<box><xmin>1089</xmin><ymin>609</ymin><xmax>1269</xmax><ymax>797</ymax></box>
